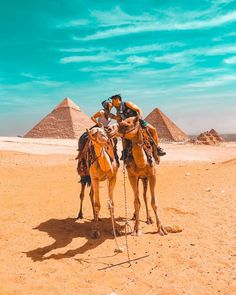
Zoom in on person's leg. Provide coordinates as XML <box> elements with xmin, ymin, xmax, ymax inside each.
<box><xmin>146</xmin><ymin>124</ymin><xmax>166</xmax><ymax>157</ymax></box>
<box><xmin>146</xmin><ymin>124</ymin><xmax>158</xmax><ymax>145</ymax></box>
<box><xmin>121</xmin><ymin>138</ymin><xmax>130</xmax><ymax>161</ymax></box>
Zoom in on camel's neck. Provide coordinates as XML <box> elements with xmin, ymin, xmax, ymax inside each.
<box><xmin>130</xmin><ymin>131</ymin><xmax>147</xmax><ymax>169</ymax></box>
<box><xmin>93</xmin><ymin>142</ymin><xmax>113</xmax><ymax>173</ymax></box>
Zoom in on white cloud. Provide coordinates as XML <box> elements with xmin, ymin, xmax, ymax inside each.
<box><xmin>80</xmin><ymin>64</ymin><xmax>133</xmax><ymax>72</ymax></box>
<box><xmin>4</xmin><ymin>73</ymin><xmax>65</xmax><ymax>90</ymax></box>
<box><xmin>116</xmin><ymin>42</ymin><xmax>184</xmax><ymax>55</ymax></box>
<box><xmin>153</xmin><ymin>44</ymin><xmax>236</xmax><ymax>65</ymax></box>
<box><xmin>127</xmin><ymin>55</ymin><xmax>149</xmax><ymax>64</ymax></box>
<box><xmin>59</xmin><ymin>47</ymin><xmax>105</xmax><ymax>53</ymax></box>
<box><xmin>57</xmin><ymin>19</ymin><xmax>89</xmax><ymax>28</ymax></box>
<box><xmin>59</xmin><ymin>42</ymin><xmax>185</xmax><ymax>65</ymax></box>
<box><xmin>90</xmin><ymin>6</ymin><xmax>155</xmax><ymax>27</ymax></box>
<box><xmin>224</xmin><ymin>55</ymin><xmax>236</xmax><ymax>64</ymax></box>
<box><xmin>21</xmin><ymin>72</ymin><xmax>48</xmax><ymax>80</ymax></box>
<box><xmin>184</xmin><ymin>74</ymin><xmax>236</xmax><ymax>88</ymax></box>
<box><xmin>77</xmin><ymin>10</ymin><xmax>236</xmax><ymax>40</ymax></box>
<box><xmin>60</xmin><ymin>55</ymin><xmax>112</xmax><ymax>64</ymax></box>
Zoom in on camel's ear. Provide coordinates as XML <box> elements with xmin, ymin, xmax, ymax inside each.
<box><xmin>86</xmin><ymin>129</ymin><xmax>92</xmax><ymax>139</ymax></box>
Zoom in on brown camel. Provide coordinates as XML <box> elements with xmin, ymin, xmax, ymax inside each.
<box><xmin>108</xmin><ymin>117</ymin><xmax>167</xmax><ymax>236</ymax></box>
<box><xmin>78</xmin><ymin>127</ymin><xmax>119</xmax><ymax>239</ymax></box>
<box><xmin>76</xmin><ymin>134</ymin><xmax>95</xmax><ymax>220</ymax></box>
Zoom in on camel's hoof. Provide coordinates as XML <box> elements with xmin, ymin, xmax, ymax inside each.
<box><xmin>92</xmin><ymin>218</ymin><xmax>102</xmax><ymax>222</ymax></box>
<box><xmin>110</xmin><ymin>229</ymin><xmax>122</xmax><ymax>237</ymax></box>
<box><xmin>77</xmin><ymin>212</ymin><xmax>83</xmax><ymax>219</ymax></box>
<box><xmin>131</xmin><ymin>229</ymin><xmax>142</xmax><ymax>237</ymax></box>
<box><xmin>146</xmin><ymin>217</ymin><xmax>154</xmax><ymax>225</ymax></box>
<box><xmin>157</xmin><ymin>225</ymin><xmax>168</xmax><ymax>236</ymax></box>
<box><xmin>114</xmin><ymin>228</ymin><xmax>122</xmax><ymax>236</ymax></box>
<box><xmin>91</xmin><ymin>230</ymin><xmax>100</xmax><ymax>239</ymax></box>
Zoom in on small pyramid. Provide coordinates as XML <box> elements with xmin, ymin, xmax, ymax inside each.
<box><xmin>196</xmin><ymin>129</ymin><xmax>224</xmax><ymax>145</ymax></box>
<box><xmin>24</xmin><ymin>97</ymin><xmax>93</xmax><ymax>138</ymax></box>
<box><xmin>145</xmin><ymin>108</ymin><xmax>189</xmax><ymax>142</ymax></box>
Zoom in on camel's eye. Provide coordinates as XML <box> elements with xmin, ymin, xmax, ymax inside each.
<box><xmin>90</xmin><ymin>131</ymin><xmax>97</xmax><ymax>138</ymax></box>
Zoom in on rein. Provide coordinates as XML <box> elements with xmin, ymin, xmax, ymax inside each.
<box><xmin>118</xmin><ymin>122</ymin><xmax>140</xmax><ymax>138</ymax></box>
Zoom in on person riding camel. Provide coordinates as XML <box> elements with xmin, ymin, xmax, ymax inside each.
<box><xmin>109</xmin><ymin>94</ymin><xmax>166</xmax><ymax>161</ymax></box>
<box><xmin>90</xmin><ymin>100</ymin><xmax>116</xmax><ymax>127</ymax></box>
<box><xmin>76</xmin><ymin>100</ymin><xmax>119</xmax><ymax>168</ymax></box>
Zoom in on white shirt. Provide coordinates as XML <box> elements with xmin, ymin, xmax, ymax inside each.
<box><xmin>97</xmin><ymin>110</ymin><xmax>111</xmax><ymax>127</ymax></box>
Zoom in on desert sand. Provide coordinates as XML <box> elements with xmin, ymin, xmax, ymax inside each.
<box><xmin>0</xmin><ymin>138</ymin><xmax>235</xmax><ymax>295</ymax></box>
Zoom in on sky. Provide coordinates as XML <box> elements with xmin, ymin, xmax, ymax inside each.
<box><xmin>0</xmin><ymin>0</ymin><xmax>236</xmax><ymax>136</ymax></box>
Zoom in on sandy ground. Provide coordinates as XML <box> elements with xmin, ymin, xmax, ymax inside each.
<box><xmin>1</xmin><ymin>136</ymin><xmax>236</xmax><ymax>162</ymax></box>
<box><xmin>0</xmin><ymin>139</ymin><xmax>236</xmax><ymax>295</ymax></box>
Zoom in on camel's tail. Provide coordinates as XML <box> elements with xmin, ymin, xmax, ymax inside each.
<box><xmin>164</xmin><ymin>225</ymin><xmax>183</xmax><ymax>233</ymax></box>
<box><xmin>80</xmin><ymin>175</ymin><xmax>91</xmax><ymax>186</ymax></box>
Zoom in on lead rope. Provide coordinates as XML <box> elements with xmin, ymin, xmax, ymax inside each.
<box><xmin>101</xmin><ymin>144</ymin><xmax>124</xmax><ymax>254</ymax></box>
<box><xmin>122</xmin><ymin>158</ymin><xmax>132</xmax><ymax>266</ymax></box>
<box><xmin>99</xmin><ymin>137</ymin><xmax>131</xmax><ymax>265</ymax></box>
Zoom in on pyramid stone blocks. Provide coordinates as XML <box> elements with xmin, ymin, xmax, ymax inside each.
<box><xmin>145</xmin><ymin>108</ymin><xmax>189</xmax><ymax>142</ymax></box>
<box><xmin>24</xmin><ymin>97</ymin><xmax>93</xmax><ymax>139</ymax></box>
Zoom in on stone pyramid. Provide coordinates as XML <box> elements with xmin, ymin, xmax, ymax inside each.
<box><xmin>145</xmin><ymin>108</ymin><xmax>189</xmax><ymax>142</ymax></box>
<box><xmin>195</xmin><ymin>129</ymin><xmax>224</xmax><ymax>145</ymax></box>
<box><xmin>24</xmin><ymin>97</ymin><xmax>93</xmax><ymax>138</ymax></box>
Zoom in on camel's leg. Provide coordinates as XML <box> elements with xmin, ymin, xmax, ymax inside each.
<box><xmin>91</xmin><ymin>178</ymin><xmax>101</xmax><ymax>239</ymax></box>
<box><xmin>129</xmin><ymin>175</ymin><xmax>142</xmax><ymax>236</ymax></box>
<box><xmin>142</xmin><ymin>178</ymin><xmax>153</xmax><ymax>224</ymax></box>
<box><xmin>89</xmin><ymin>187</ymin><xmax>96</xmax><ymax>220</ymax></box>
<box><xmin>148</xmin><ymin>175</ymin><xmax>167</xmax><ymax>235</ymax></box>
<box><xmin>77</xmin><ymin>182</ymin><xmax>86</xmax><ymax>219</ymax></box>
<box><xmin>108</xmin><ymin>176</ymin><xmax>121</xmax><ymax>235</ymax></box>
<box><xmin>108</xmin><ymin>176</ymin><xmax>116</xmax><ymax>209</ymax></box>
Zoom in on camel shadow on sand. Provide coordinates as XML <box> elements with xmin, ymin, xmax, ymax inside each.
<box><xmin>24</xmin><ymin>217</ymin><xmax>125</xmax><ymax>262</ymax></box>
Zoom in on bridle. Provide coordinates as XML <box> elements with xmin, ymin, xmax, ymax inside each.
<box><xmin>88</xmin><ymin>129</ymin><xmax>110</xmax><ymax>165</ymax></box>
<box><xmin>118</xmin><ymin>121</ymin><xmax>140</xmax><ymax>138</ymax></box>
<box><xmin>89</xmin><ymin>129</ymin><xmax>109</xmax><ymax>145</ymax></box>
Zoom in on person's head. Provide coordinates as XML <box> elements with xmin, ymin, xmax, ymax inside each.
<box><xmin>110</xmin><ymin>94</ymin><xmax>122</xmax><ymax>108</ymax></box>
<box><xmin>101</xmin><ymin>99</ymin><xmax>112</xmax><ymax>111</ymax></box>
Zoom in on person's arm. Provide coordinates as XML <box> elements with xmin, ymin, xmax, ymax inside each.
<box><xmin>109</xmin><ymin>112</ymin><xmax>120</xmax><ymax>121</ymax></box>
<box><xmin>91</xmin><ymin>111</ymin><xmax>102</xmax><ymax>125</ymax></box>
<box><xmin>125</xmin><ymin>101</ymin><xmax>143</xmax><ymax>118</ymax></box>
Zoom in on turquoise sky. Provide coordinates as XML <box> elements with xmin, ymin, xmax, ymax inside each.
<box><xmin>0</xmin><ymin>0</ymin><xmax>236</xmax><ymax>135</ymax></box>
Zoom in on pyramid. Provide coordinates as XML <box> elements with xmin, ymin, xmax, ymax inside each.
<box><xmin>195</xmin><ymin>129</ymin><xmax>224</xmax><ymax>145</ymax></box>
<box><xmin>24</xmin><ymin>97</ymin><xmax>93</xmax><ymax>138</ymax></box>
<box><xmin>145</xmin><ymin>108</ymin><xmax>189</xmax><ymax>142</ymax></box>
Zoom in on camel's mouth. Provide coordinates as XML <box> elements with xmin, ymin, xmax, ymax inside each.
<box><xmin>97</xmin><ymin>133</ymin><xmax>109</xmax><ymax>144</ymax></box>
<box><xmin>106</xmin><ymin>125</ymin><xmax>119</xmax><ymax>138</ymax></box>
<box><xmin>118</xmin><ymin>123</ymin><xmax>137</xmax><ymax>135</ymax></box>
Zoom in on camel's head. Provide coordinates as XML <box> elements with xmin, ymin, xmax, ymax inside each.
<box><xmin>105</xmin><ymin>124</ymin><xmax>119</xmax><ymax>138</ymax></box>
<box><xmin>117</xmin><ymin>116</ymin><xmax>140</xmax><ymax>138</ymax></box>
<box><xmin>87</xmin><ymin>127</ymin><xmax>109</xmax><ymax>145</ymax></box>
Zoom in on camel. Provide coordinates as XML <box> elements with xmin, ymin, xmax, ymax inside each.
<box><xmin>108</xmin><ymin>116</ymin><xmax>167</xmax><ymax>236</ymax></box>
<box><xmin>77</xmin><ymin>127</ymin><xmax>119</xmax><ymax>239</ymax></box>
<box><xmin>76</xmin><ymin>134</ymin><xmax>95</xmax><ymax>221</ymax></box>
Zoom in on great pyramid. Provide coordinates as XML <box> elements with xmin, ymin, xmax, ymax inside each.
<box><xmin>24</xmin><ymin>97</ymin><xmax>93</xmax><ymax>138</ymax></box>
<box><xmin>145</xmin><ymin>108</ymin><xmax>189</xmax><ymax>142</ymax></box>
